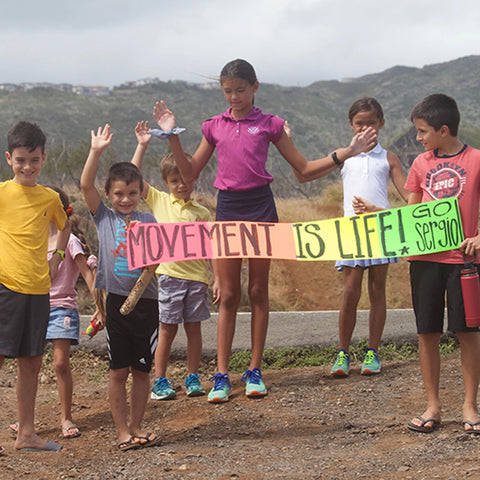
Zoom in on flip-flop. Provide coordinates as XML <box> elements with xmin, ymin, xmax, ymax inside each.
<box><xmin>117</xmin><ymin>436</ymin><xmax>141</xmax><ymax>452</ymax></box>
<box><xmin>19</xmin><ymin>440</ymin><xmax>63</xmax><ymax>452</ymax></box>
<box><xmin>9</xmin><ymin>422</ymin><xmax>18</xmax><ymax>435</ymax></box>
<box><xmin>62</xmin><ymin>424</ymin><xmax>81</xmax><ymax>439</ymax></box>
<box><xmin>0</xmin><ymin>445</ymin><xmax>4</xmax><ymax>455</ymax></box>
<box><xmin>407</xmin><ymin>415</ymin><xmax>440</xmax><ymax>433</ymax></box>
<box><xmin>463</xmin><ymin>419</ymin><xmax>480</xmax><ymax>435</ymax></box>
<box><xmin>134</xmin><ymin>433</ymin><xmax>162</xmax><ymax>448</ymax></box>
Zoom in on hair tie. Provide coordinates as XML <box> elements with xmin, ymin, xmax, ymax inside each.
<box><xmin>65</xmin><ymin>205</ymin><xmax>74</xmax><ymax>217</ymax></box>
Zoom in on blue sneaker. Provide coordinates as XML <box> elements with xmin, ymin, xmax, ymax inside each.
<box><xmin>331</xmin><ymin>350</ymin><xmax>350</xmax><ymax>376</ymax></box>
<box><xmin>207</xmin><ymin>373</ymin><xmax>232</xmax><ymax>403</ymax></box>
<box><xmin>184</xmin><ymin>373</ymin><xmax>205</xmax><ymax>397</ymax></box>
<box><xmin>241</xmin><ymin>368</ymin><xmax>267</xmax><ymax>397</ymax></box>
<box><xmin>361</xmin><ymin>348</ymin><xmax>381</xmax><ymax>375</ymax></box>
<box><xmin>151</xmin><ymin>377</ymin><xmax>177</xmax><ymax>400</ymax></box>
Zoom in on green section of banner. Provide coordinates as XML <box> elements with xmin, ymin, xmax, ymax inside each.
<box><xmin>293</xmin><ymin>197</ymin><xmax>463</xmax><ymax>261</ymax></box>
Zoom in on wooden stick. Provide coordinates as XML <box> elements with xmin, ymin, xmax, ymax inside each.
<box><xmin>120</xmin><ymin>263</ymin><xmax>158</xmax><ymax>315</ymax></box>
<box><xmin>119</xmin><ymin>215</ymin><xmax>157</xmax><ymax>316</ymax></box>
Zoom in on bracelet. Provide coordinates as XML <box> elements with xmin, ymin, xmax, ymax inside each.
<box><xmin>52</xmin><ymin>249</ymin><xmax>65</xmax><ymax>261</ymax></box>
<box><xmin>331</xmin><ymin>151</ymin><xmax>342</xmax><ymax>167</ymax></box>
<box><xmin>148</xmin><ymin>127</ymin><xmax>186</xmax><ymax>139</ymax></box>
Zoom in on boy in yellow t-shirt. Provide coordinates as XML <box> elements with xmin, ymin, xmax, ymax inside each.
<box><xmin>132</xmin><ymin>121</ymin><xmax>218</xmax><ymax>400</ymax></box>
<box><xmin>0</xmin><ymin>121</ymin><xmax>69</xmax><ymax>453</ymax></box>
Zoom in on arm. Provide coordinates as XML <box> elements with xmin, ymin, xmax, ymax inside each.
<box><xmin>153</xmin><ymin>101</ymin><xmax>214</xmax><ymax>183</ymax></box>
<box><xmin>275</xmin><ymin>126</ymin><xmax>378</xmax><ymax>184</ymax></box>
<box><xmin>75</xmin><ymin>254</ymin><xmax>105</xmax><ymax>328</ymax></box>
<box><xmin>387</xmin><ymin>151</ymin><xmax>410</xmax><ymax>203</ymax></box>
<box><xmin>131</xmin><ymin>121</ymin><xmax>152</xmax><ymax>198</ymax></box>
<box><xmin>49</xmin><ymin>219</ymin><xmax>72</xmax><ymax>280</ymax></box>
<box><xmin>80</xmin><ymin>124</ymin><xmax>113</xmax><ymax>215</ymax></box>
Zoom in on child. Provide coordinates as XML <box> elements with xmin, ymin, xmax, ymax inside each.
<box><xmin>131</xmin><ymin>122</ymin><xmax>218</xmax><ymax>400</ymax></box>
<box><xmin>151</xmin><ymin>58</ymin><xmax>377</xmax><ymax>403</ymax></box>
<box><xmin>402</xmin><ymin>94</ymin><xmax>480</xmax><ymax>434</ymax></box>
<box><xmin>46</xmin><ymin>185</ymin><xmax>105</xmax><ymax>438</ymax></box>
<box><xmin>0</xmin><ymin>121</ymin><xmax>69</xmax><ymax>452</ymax></box>
<box><xmin>80</xmin><ymin>124</ymin><xmax>161</xmax><ymax>450</ymax></box>
<box><xmin>330</xmin><ymin>98</ymin><xmax>410</xmax><ymax>377</ymax></box>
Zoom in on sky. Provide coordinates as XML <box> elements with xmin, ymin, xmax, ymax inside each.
<box><xmin>1</xmin><ymin>0</ymin><xmax>479</xmax><ymax>88</ymax></box>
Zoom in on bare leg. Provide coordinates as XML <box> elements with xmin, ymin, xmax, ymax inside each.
<box><xmin>184</xmin><ymin>321</ymin><xmax>202</xmax><ymax>374</ymax></box>
<box><xmin>338</xmin><ymin>267</ymin><xmax>364</xmax><ymax>352</ymax></box>
<box><xmin>409</xmin><ymin>333</ymin><xmax>442</xmax><ymax>429</ymax></box>
<box><xmin>15</xmin><ymin>356</ymin><xmax>58</xmax><ymax>450</ymax></box>
<box><xmin>457</xmin><ymin>331</ymin><xmax>480</xmax><ymax>432</ymax></box>
<box><xmin>154</xmin><ymin>323</ymin><xmax>178</xmax><ymax>378</ymax></box>
<box><xmin>129</xmin><ymin>368</ymin><xmax>151</xmax><ymax>438</ymax></box>
<box><xmin>215</xmin><ymin>258</ymin><xmax>242</xmax><ymax>374</ymax></box>
<box><xmin>52</xmin><ymin>339</ymin><xmax>79</xmax><ymax>437</ymax></box>
<box><xmin>366</xmin><ymin>264</ymin><xmax>389</xmax><ymax>351</ymax></box>
<box><xmin>248</xmin><ymin>258</ymin><xmax>271</xmax><ymax>370</ymax></box>
<box><xmin>108</xmin><ymin>367</ymin><xmax>131</xmax><ymax>445</ymax></box>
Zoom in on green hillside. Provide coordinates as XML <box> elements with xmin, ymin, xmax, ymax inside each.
<box><xmin>1</xmin><ymin>55</ymin><xmax>479</xmax><ymax>197</ymax></box>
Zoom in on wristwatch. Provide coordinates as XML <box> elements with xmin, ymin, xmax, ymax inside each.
<box><xmin>52</xmin><ymin>249</ymin><xmax>65</xmax><ymax>261</ymax></box>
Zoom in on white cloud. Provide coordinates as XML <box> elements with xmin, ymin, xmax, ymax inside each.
<box><xmin>0</xmin><ymin>0</ymin><xmax>479</xmax><ymax>86</ymax></box>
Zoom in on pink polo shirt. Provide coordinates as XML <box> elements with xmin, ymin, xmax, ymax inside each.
<box><xmin>202</xmin><ymin>107</ymin><xmax>284</xmax><ymax>191</ymax></box>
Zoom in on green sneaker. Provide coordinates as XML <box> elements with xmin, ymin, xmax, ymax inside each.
<box><xmin>151</xmin><ymin>377</ymin><xmax>177</xmax><ymax>400</ymax></box>
<box><xmin>331</xmin><ymin>350</ymin><xmax>350</xmax><ymax>376</ymax></box>
<box><xmin>361</xmin><ymin>348</ymin><xmax>381</xmax><ymax>375</ymax></box>
<box><xmin>207</xmin><ymin>373</ymin><xmax>232</xmax><ymax>403</ymax></box>
<box><xmin>184</xmin><ymin>373</ymin><xmax>205</xmax><ymax>397</ymax></box>
<box><xmin>241</xmin><ymin>368</ymin><xmax>267</xmax><ymax>397</ymax></box>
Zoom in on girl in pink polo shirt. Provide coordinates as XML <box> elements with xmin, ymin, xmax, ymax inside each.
<box><xmin>152</xmin><ymin>58</ymin><xmax>377</xmax><ymax>403</ymax></box>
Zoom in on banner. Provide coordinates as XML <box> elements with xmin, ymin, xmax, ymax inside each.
<box><xmin>127</xmin><ymin>198</ymin><xmax>464</xmax><ymax>269</ymax></box>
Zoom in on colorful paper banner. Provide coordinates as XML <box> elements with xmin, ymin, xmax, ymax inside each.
<box><xmin>127</xmin><ymin>198</ymin><xmax>464</xmax><ymax>269</ymax></box>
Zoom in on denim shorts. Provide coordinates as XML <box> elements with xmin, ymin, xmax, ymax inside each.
<box><xmin>46</xmin><ymin>307</ymin><xmax>80</xmax><ymax>345</ymax></box>
<box><xmin>158</xmin><ymin>275</ymin><xmax>210</xmax><ymax>324</ymax></box>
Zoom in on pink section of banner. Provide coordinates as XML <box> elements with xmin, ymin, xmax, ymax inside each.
<box><xmin>127</xmin><ymin>221</ymin><xmax>297</xmax><ymax>269</ymax></box>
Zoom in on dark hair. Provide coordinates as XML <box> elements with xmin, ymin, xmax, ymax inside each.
<box><xmin>348</xmin><ymin>97</ymin><xmax>384</xmax><ymax>122</ymax></box>
<box><xmin>46</xmin><ymin>185</ymin><xmax>92</xmax><ymax>256</ymax></box>
<box><xmin>410</xmin><ymin>93</ymin><xmax>460</xmax><ymax>136</ymax></box>
<box><xmin>105</xmin><ymin>162</ymin><xmax>143</xmax><ymax>194</ymax></box>
<box><xmin>160</xmin><ymin>152</ymin><xmax>193</xmax><ymax>182</ymax></box>
<box><xmin>7</xmin><ymin>121</ymin><xmax>47</xmax><ymax>154</ymax></box>
<box><xmin>220</xmin><ymin>59</ymin><xmax>257</xmax><ymax>86</ymax></box>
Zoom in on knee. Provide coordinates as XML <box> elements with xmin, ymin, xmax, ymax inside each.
<box><xmin>220</xmin><ymin>288</ymin><xmax>241</xmax><ymax>310</ymax></box>
<box><xmin>53</xmin><ymin>358</ymin><xmax>70</xmax><ymax>377</ymax></box>
<box><xmin>248</xmin><ymin>284</ymin><xmax>268</xmax><ymax>306</ymax></box>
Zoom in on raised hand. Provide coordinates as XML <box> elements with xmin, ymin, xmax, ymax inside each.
<box><xmin>153</xmin><ymin>101</ymin><xmax>177</xmax><ymax>131</ymax></box>
<box><xmin>350</xmin><ymin>126</ymin><xmax>377</xmax><ymax>155</ymax></box>
<box><xmin>353</xmin><ymin>195</ymin><xmax>381</xmax><ymax>214</ymax></box>
<box><xmin>90</xmin><ymin>124</ymin><xmax>113</xmax><ymax>152</ymax></box>
<box><xmin>135</xmin><ymin>121</ymin><xmax>152</xmax><ymax>146</ymax></box>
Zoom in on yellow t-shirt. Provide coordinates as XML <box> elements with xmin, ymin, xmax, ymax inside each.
<box><xmin>146</xmin><ymin>187</ymin><xmax>211</xmax><ymax>284</ymax></box>
<box><xmin>0</xmin><ymin>181</ymin><xmax>67</xmax><ymax>294</ymax></box>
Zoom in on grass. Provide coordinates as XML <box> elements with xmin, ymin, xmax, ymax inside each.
<box><xmin>227</xmin><ymin>335</ymin><xmax>458</xmax><ymax>373</ymax></box>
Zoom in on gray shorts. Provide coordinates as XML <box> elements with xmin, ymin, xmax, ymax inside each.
<box><xmin>158</xmin><ymin>275</ymin><xmax>210</xmax><ymax>325</ymax></box>
<box><xmin>0</xmin><ymin>283</ymin><xmax>49</xmax><ymax>358</ymax></box>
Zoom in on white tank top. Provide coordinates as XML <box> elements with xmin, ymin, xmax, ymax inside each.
<box><xmin>340</xmin><ymin>143</ymin><xmax>390</xmax><ymax>216</ymax></box>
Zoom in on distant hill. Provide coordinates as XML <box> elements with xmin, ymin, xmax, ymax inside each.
<box><xmin>1</xmin><ymin>55</ymin><xmax>479</xmax><ymax>197</ymax></box>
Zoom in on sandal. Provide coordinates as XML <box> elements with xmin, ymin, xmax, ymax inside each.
<box><xmin>117</xmin><ymin>436</ymin><xmax>141</xmax><ymax>452</ymax></box>
<box><xmin>134</xmin><ymin>433</ymin><xmax>162</xmax><ymax>448</ymax></box>
<box><xmin>62</xmin><ymin>424</ymin><xmax>81</xmax><ymax>439</ymax></box>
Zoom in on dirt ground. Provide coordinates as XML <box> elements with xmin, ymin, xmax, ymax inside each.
<box><xmin>1</xmin><ymin>351</ymin><xmax>479</xmax><ymax>480</ymax></box>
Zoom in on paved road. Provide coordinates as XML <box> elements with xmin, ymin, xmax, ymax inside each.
<box><xmin>77</xmin><ymin>309</ymin><xmax>417</xmax><ymax>359</ymax></box>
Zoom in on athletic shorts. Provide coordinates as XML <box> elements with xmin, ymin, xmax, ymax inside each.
<box><xmin>0</xmin><ymin>283</ymin><xmax>49</xmax><ymax>358</ymax></box>
<box><xmin>158</xmin><ymin>275</ymin><xmax>210</xmax><ymax>325</ymax></box>
<box><xmin>46</xmin><ymin>307</ymin><xmax>80</xmax><ymax>344</ymax></box>
<box><xmin>409</xmin><ymin>261</ymin><xmax>479</xmax><ymax>334</ymax></box>
<box><xmin>105</xmin><ymin>293</ymin><xmax>158</xmax><ymax>372</ymax></box>
<box><xmin>335</xmin><ymin>257</ymin><xmax>399</xmax><ymax>271</ymax></box>
<box><xmin>216</xmin><ymin>184</ymin><xmax>278</xmax><ymax>222</ymax></box>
